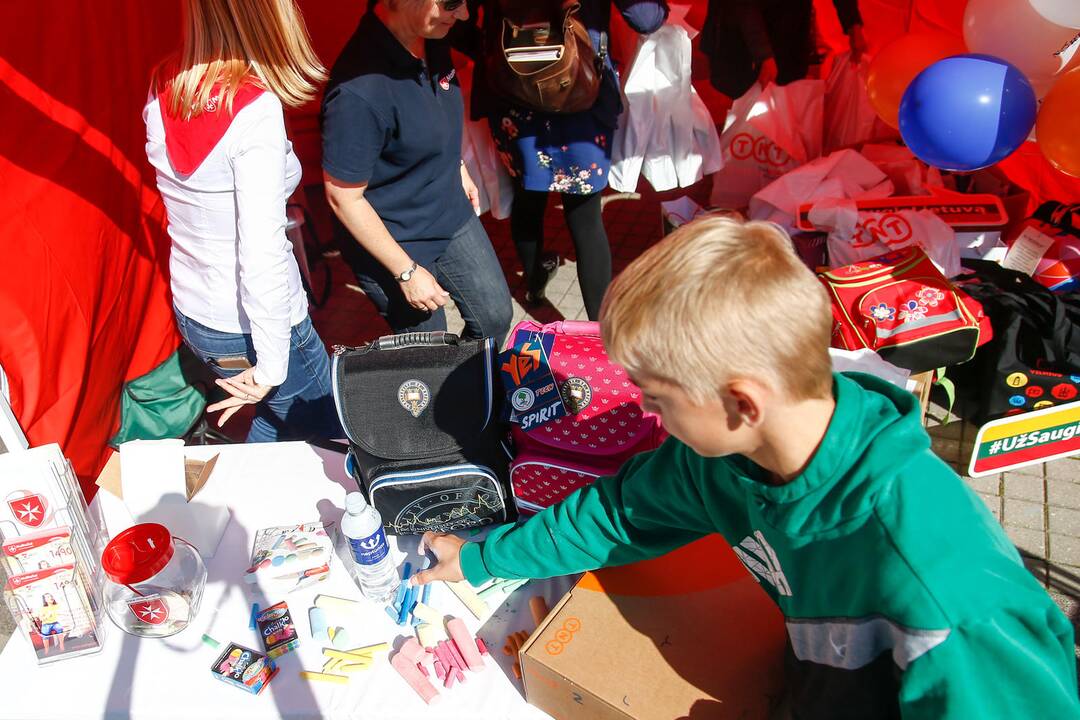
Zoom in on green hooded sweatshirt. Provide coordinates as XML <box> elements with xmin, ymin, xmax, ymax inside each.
<box><xmin>462</xmin><ymin>372</ymin><xmax>1080</xmax><ymax>719</ymax></box>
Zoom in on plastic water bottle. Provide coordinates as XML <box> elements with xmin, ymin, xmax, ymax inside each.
<box><xmin>340</xmin><ymin>492</ymin><xmax>400</xmax><ymax>603</ymax></box>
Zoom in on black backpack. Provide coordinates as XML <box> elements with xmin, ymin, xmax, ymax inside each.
<box><xmin>332</xmin><ymin>332</ymin><xmax>514</xmax><ymax>535</ymax></box>
<box><xmin>952</xmin><ymin>260</ymin><xmax>1080</xmax><ymax>425</ymax></box>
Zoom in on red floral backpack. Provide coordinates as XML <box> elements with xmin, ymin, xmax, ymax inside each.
<box><xmin>819</xmin><ymin>246</ymin><xmax>990</xmax><ymax>373</ymax></box>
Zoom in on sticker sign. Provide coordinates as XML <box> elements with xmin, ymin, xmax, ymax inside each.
<box><xmin>969</xmin><ymin>400</ymin><xmax>1080</xmax><ymax>477</ymax></box>
<box><xmin>499</xmin><ymin>332</ymin><xmax>566</xmax><ymax>429</ymax></box>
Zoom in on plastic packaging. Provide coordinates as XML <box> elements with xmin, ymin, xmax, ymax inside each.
<box><xmin>340</xmin><ymin>492</ymin><xmax>399</xmax><ymax>603</ymax></box>
<box><xmin>101</xmin><ymin>523</ymin><xmax>206</xmax><ymax>638</ymax></box>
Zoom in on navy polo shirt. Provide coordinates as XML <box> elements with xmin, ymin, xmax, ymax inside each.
<box><xmin>322</xmin><ymin>12</ymin><xmax>473</xmax><ymax>266</ymax></box>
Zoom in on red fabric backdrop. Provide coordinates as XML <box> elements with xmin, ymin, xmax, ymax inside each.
<box><xmin>1</xmin><ymin>0</ymin><xmax>1077</xmax><ymax>499</ymax></box>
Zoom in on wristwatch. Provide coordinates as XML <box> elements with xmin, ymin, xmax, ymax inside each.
<box><xmin>395</xmin><ymin>261</ymin><xmax>419</xmax><ymax>283</ymax></box>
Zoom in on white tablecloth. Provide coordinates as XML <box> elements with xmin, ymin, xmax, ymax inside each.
<box><xmin>0</xmin><ymin>442</ymin><xmax>570</xmax><ymax>719</ymax></box>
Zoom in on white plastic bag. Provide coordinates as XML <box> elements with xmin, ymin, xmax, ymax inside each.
<box><xmin>458</xmin><ymin>58</ymin><xmax>513</xmax><ymax>219</ymax></box>
<box><xmin>609</xmin><ymin>20</ymin><xmax>723</xmax><ymax>193</ymax></box>
<box><xmin>859</xmin><ymin>143</ymin><xmax>944</xmax><ymax>196</ymax></box>
<box><xmin>748</xmin><ymin>149</ymin><xmax>893</xmax><ymax>232</ymax></box>
<box><xmin>823</xmin><ymin>53</ymin><xmax>892</xmax><ymax>154</ymax></box>
<box><xmin>812</xmin><ymin>202</ymin><xmax>962</xmax><ymax>277</ymax></box>
<box><xmin>709</xmin><ymin>79</ymin><xmax>825</xmax><ymax>209</ymax></box>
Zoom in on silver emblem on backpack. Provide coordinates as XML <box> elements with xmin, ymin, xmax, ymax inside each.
<box><xmin>398</xmin><ymin>379</ymin><xmax>431</xmax><ymax>418</ymax></box>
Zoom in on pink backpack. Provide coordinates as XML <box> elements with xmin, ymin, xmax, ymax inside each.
<box><xmin>507</xmin><ymin>320</ymin><xmax>666</xmax><ymax>515</ymax></box>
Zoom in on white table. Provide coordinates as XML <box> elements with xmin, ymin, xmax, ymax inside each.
<box><xmin>0</xmin><ymin>442</ymin><xmax>571</xmax><ymax>719</ymax></box>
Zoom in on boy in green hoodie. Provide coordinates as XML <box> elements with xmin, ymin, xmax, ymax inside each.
<box><xmin>413</xmin><ymin>216</ymin><xmax>1080</xmax><ymax>718</ymax></box>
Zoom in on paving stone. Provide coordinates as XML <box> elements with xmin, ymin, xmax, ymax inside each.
<box><xmin>1047</xmin><ymin>459</ymin><xmax>1080</xmax><ymax>484</ymax></box>
<box><xmin>1003</xmin><ymin>498</ymin><xmax>1046</xmax><ymax>531</ymax></box>
<box><xmin>1048</xmin><ymin>479</ymin><xmax>1080</xmax><ymax>510</ymax></box>
<box><xmin>1004</xmin><ymin>462</ymin><xmax>1045</xmax><ymax>479</ymax></box>
<box><xmin>930</xmin><ymin>437</ymin><xmax>962</xmax><ymax>463</ymax></box>
<box><xmin>965</xmin><ymin>473</ymin><xmax>1001</xmax><ymax>496</ymax></box>
<box><xmin>1007</xmin><ymin>525</ymin><xmax>1046</xmax><ymax>557</ymax></box>
<box><xmin>1050</xmin><ymin>534</ymin><xmax>1080</xmax><ymax>563</ymax></box>
<box><xmin>1003</xmin><ymin>473</ymin><xmax>1045</xmax><ymax>503</ymax></box>
<box><xmin>1049</xmin><ymin>506</ymin><xmax>1080</xmax><ymax>538</ymax></box>
<box><xmin>926</xmin><ymin>418</ymin><xmax>964</xmax><ymax>440</ymax></box>
<box><xmin>976</xmin><ymin>492</ymin><xmax>1001</xmax><ymax>521</ymax></box>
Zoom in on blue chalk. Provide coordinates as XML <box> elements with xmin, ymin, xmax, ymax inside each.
<box><xmin>384</xmin><ymin>605</ymin><xmax>400</xmax><ymax>623</ymax></box>
<box><xmin>401</xmin><ymin>562</ymin><xmax>412</xmax><ymax>581</ymax></box>
<box><xmin>421</xmin><ymin>556</ymin><xmax>432</xmax><ymax>570</ymax></box>
<box><xmin>421</xmin><ymin>580</ymin><xmax>431</xmax><ymax>606</ymax></box>
<box><xmin>392</xmin><ymin>578</ymin><xmax>408</xmax><ymax>611</ymax></box>
<box><xmin>309</xmin><ymin>607</ymin><xmax>329</xmax><ymax>643</ymax></box>
<box><xmin>249</xmin><ymin>603</ymin><xmax>259</xmax><ymax>630</ymax></box>
<box><xmin>397</xmin><ymin>583</ymin><xmax>416</xmax><ymax>625</ymax></box>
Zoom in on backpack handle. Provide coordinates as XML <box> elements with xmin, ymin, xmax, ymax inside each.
<box><xmin>550</xmin><ymin>320</ymin><xmax>600</xmax><ymax>337</ymax></box>
<box><xmin>373</xmin><ymin>331</ymin><xmax>460</xmax><ymax>351</ymax></box>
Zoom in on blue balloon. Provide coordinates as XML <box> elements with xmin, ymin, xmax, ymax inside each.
<box><xmin>898</xmin><ymin>54</ymin><xmax>1037</xmax><ymax>172</ymax></box>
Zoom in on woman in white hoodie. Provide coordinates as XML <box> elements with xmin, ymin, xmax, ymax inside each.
<box><xmin>144</xmin><ymin>0</ymin><xmax>340</xmax><ymax>442</ymax></box>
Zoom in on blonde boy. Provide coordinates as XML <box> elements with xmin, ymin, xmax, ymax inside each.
<box><xmin>416</xmin><ymin>217</ymin><xmax>1079</xmax><ymax>718</ymax></box>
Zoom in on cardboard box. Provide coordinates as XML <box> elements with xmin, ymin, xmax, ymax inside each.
<box><xmin>520</xmin><ymin>536</ymin><xmax>786</xmax><ymax>720</ymax></box>
<box><xmin>910</xmin><ymin>371</ymin><xmax>933</xmax><ymax>424</ymax></box>
<box><xmin>95</xmin><ymin>442</ymin><xmax>229</xmax><ymax>559</ymax></box>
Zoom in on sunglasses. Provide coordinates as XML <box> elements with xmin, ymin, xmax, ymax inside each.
<box><xmin>436</xmin><ymin>0</ymin><xmax>466</xmax><ymax>11</ymax></box>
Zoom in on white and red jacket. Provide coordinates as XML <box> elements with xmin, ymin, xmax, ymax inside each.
<box><xmin>144</xmin><ymin>85</ymin><xmax>306</xmax><ymax>386</ymax></box>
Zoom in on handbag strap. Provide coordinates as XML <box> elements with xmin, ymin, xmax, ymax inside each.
<box><xmin>373</xmin><ymin>331</ymin><xmax>460</xmax><ymax>351</ymax></box>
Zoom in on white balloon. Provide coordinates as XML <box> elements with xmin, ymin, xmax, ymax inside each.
<box><xmin>965</xmin><ymin>0</ymin><xmax>1079</xmax><ymax>97</ymax></box>
<box><xmin>1029</xmin><ymin>0</ymin><xmax>1080</xmax><ymax>29</ymax></box>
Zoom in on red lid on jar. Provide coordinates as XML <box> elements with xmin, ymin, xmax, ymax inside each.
<box><xmin>102</xmin><ymin>523</ymin><xmax>175</xmax><ymax>585</ymax></box>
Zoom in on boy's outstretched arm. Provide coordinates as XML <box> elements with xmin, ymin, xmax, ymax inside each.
<box><xmin>414</xmin><ymin>438</ymin><xmax>714</xmax><ymax>586</ymax></box>
<box><xmin>899</xmin><ymin>604</ymin><xmax>1080</xmax><ymax>718</ymax></box>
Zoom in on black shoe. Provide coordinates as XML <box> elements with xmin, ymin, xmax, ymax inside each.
<box><xmin>525</xmin><ymin>252</ymin><xmax>559</xmax><ymax>303</ymax></box>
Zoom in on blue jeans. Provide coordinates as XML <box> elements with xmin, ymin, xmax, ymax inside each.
<box><xmin>353</xmin><ymin>215</ymin><xmax>513</xmax><ymax>345</ymax></box>
<box><xmin>173</xmin><ymin>309</ymin><xmax>342</xmax><ymax>443</ymax></box>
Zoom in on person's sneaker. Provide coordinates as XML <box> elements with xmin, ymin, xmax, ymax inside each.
<box><xmin>525</xmin><ymin>252</ymin><xmax>560</xmax><ymax>304</ymax></box>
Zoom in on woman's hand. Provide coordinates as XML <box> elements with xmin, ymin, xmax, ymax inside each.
<box><xmin>401</xmin><ymin>265</ymin><xmax>450</xmax><ymax>312</ymax></box>
<box><xmin>411</xmin><ymin>532</ymin><xmax>467</xmax><ymax>585</ymax></box>
<box><xmin>461</xmin><ymin>163</ymin><xmax>481</xmax><ymax>215</ymax></box>
<box><xmin>208</xmin><ymin>367</ymin><xmax>274</xmax><ymax>427</ymax></box>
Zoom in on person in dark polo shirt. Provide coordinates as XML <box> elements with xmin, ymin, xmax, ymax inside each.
<box><xmin>322</xmin><ymin>0</ymin><xmax>512</xmax><ymax>343</ymax></box>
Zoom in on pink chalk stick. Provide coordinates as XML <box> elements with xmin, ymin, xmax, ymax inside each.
<box><xmin>476</xmin><ymin>637</ymin><xmax>489</xmax><ymax>656</ymax></box>
<box><xmin>456</xmin><ymin>668</ymin><xmax>466</xmax><ymax>683</ymax></box>
<box><xmin>433</xmin><ymin>659</ymin><xmax>446</xmax><ymax>680</ymax></box>
<box><xmin>399</xmin><ymin>638</ymin><xmax>426</xmax><ymax>665</ymax></box>
<box><xmin>443</xmin><ymin>667</ymin><xmax>457</xmax><ymax>689</ymax></box>
<box><xmin>391</xmin><ymin>653</ymin><xmax>441</xmax><ymax>705</ymax></box>
<box><xmin>447</xmin><ymin>618</ymin><xmax>484</xmax><ymax>671</ymax></box>
<box><xmin>445</xmin><ymin>636</ymin><xmax>471</xmax><ymax>674</ymax></box>
<box><xmin>435</xmin><ymin>642</ymin><xmax>456</xmax><ymax>673</ymax></box>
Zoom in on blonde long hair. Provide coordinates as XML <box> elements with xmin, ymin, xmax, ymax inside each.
<box><xmin>160</xmin><ymin>0</ymin><xmax>326</xmax><ymax>119</ymax></box>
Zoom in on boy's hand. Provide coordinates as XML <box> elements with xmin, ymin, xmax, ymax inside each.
<box><xmin>412</xmin><ymin>532</ymin><xmax>466</xmax><ymax>585</ymax></box>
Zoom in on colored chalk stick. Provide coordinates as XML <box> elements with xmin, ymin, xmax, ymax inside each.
<box><xmin>529</xmin><ymin>596</ymin><xmax>549</xmax><ymax>627</ymax></box>
<box><xmin>249</xmin><ymin>603</ymin><xmax>260</xmax><ymax>630</ymax></box>
<box><xmin>476</xmin><ymin>637</ymin><xmax>489</xmax><ymax>656</ymax></box>
<box><xmin>444</xmin><ymin>638</ymin><xmax>468</xmax><ymax>675</ymax></box>
<box><xmin>385</xmin><ymin>605</ymin><xmax>401</xmax><ymax>622</ymax></box>
<box><xmin>338</xmin><ymin>662</ymin><xmax>373</xmax><ymax>673</ymax></box>
<box><xmin>398</xmin><ymin>583</ymin><xmax>417</xmax><ymax>625</ymax></box>
<box><xmin>410</xmin><ymin>602</ymin><xmax>442</xmax><ymax>626</ymax></box>
<box><xmin>447</xmin><ymin>618</ymin><xmax>484</xmax><ymax>671</ymax></box>
<box><xmin>433</xmin><ymin>658</ymin><xmax>446</xmax><ymax>680</ymax></box>
<box><xmin>392</xmin><ymin>579</ymin><xmax>408</xmax><ymax>611</ymax></box>
<box><xmin>416</xmin><ymin>622</ymin><xmax>440</xmax><ymax>649</ymax></box>
<box><xmin>309</xmin><ymin>607</ymin><xmax>330</xmax><ymax>643</ymax></box>
<box><xmin>346</xmin><ymin>642</ymin><xmax>389</xmax><ymax>655</ymax></box>
<box><xmin>445</xmin><ymin>580</ymin><xmax>488</xmax><ymax>620</ymax></box>
<box><xmin>323</xmin><ymin>648</ymin><xmax>375</xmax><ymax>662</ymax></box>
<box><xmin>201</xmin><ymin>634</ymin><xmax>220</xmax><ymax>649</ymax></box>
<box><xmin>300</xmin><ymin>671</ymin><xmax>348</xmax><ymax>684</ymax></box>
<box><xmin>390</xmin><ymin>653</ymin><xmax>441</xmax><ymax>705</ymax></box>
<box><xmin>315</xmin><ymin>594</ymin><xmax>363</xmax><ymax>616</ymax></box>
<box><xmin>399</xmin><ymin>638</ymin><xmax>426</xmax><ymax>665</ymax></box>
<box><xmin>331</xmin><ymin>628</ymin><xmax>352</xmax><ymax>650</ymax></box>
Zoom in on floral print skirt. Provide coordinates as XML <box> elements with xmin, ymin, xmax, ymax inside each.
<box><xmin>489</xmin><ymin>107</ymin><xmax>612</xmax><ymax>195</ymax></box>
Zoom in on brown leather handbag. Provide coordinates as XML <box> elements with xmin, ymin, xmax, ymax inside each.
<box><xmin>484</xmin><ymin>0</ymin><xmax>605</xmax><ymax>114</ymax></box>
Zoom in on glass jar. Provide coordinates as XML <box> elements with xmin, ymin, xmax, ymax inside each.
<box><xmin>101</xmin><ymin>523</ymin><xmax>206</xmax><ymax>638</ymax></box>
